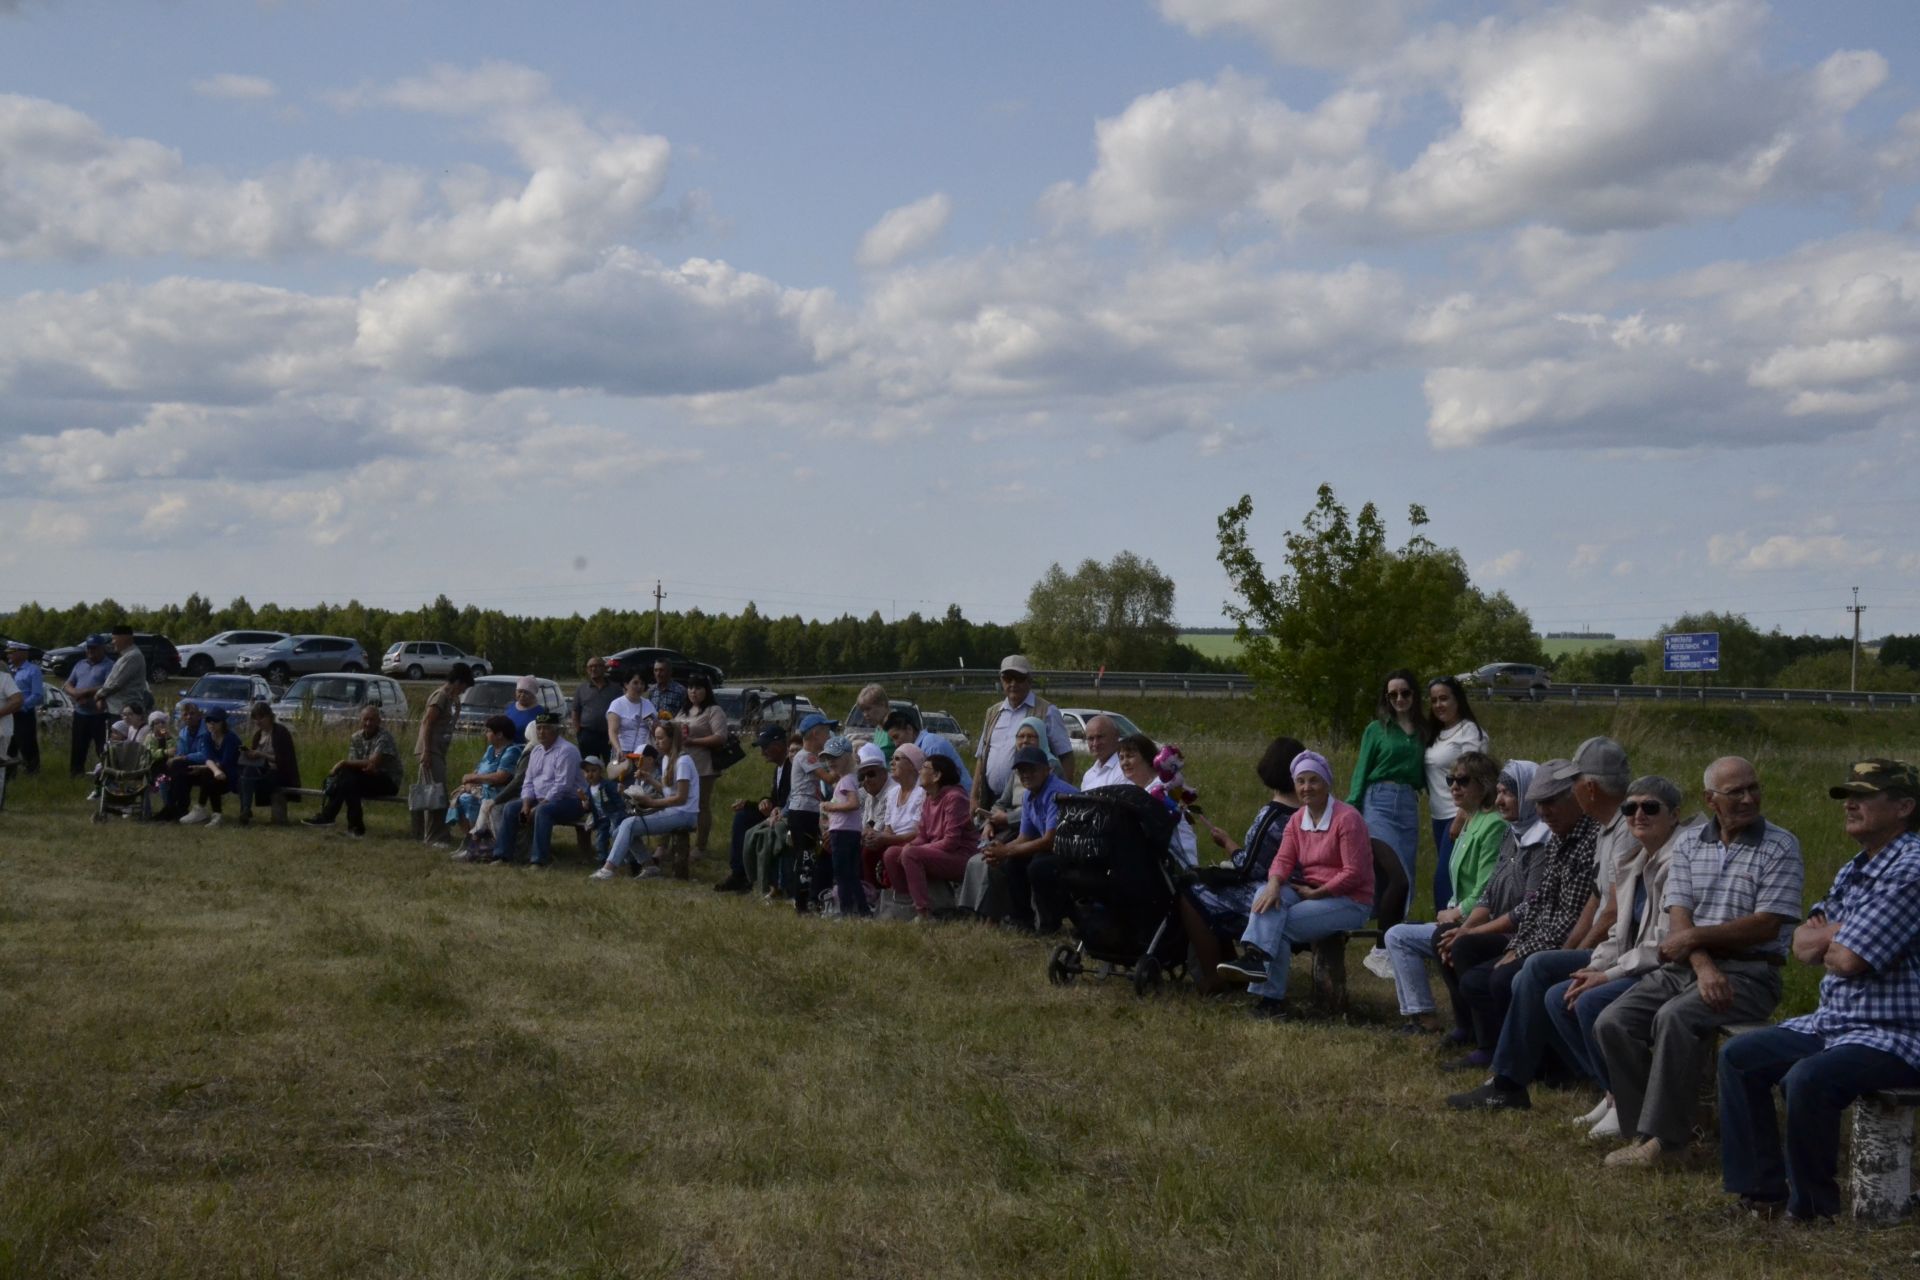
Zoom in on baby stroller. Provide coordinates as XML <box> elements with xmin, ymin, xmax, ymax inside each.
<box><xmin>93</xmin><ymin>739</ymin><xmax>153</xmax><ymax>822</ymax></box>
<box><xmin>1043</xmin><ymin>785</ymin><xmax>1186</xmax><ymax>996</ymax></box>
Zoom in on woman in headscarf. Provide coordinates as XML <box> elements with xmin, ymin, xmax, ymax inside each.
<box><xmin>1382</xmin><ymin>750</ymin><xmax>1507</xmax><ymax>1033</ymax></box>
<box><xmin>1213</xmin><ymin>749</ymin><xmax>1376</xmax><ymax>1021</ymax></box>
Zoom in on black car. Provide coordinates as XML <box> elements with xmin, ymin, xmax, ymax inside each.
<box><xmin>602</xmin><ymin>647</ymin><xmax>725</xmax><ymax>687</ymax></box>
<box><xmin>42</xmin><ymin>632</ymin><xmax>182</xmax><ymax>682</ymax></box>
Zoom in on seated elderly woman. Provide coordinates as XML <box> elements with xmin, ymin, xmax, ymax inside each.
<box><xmin>442</xmin><ymin>714</ymin><xmax>523</xmax><ymax>853</ymax></box>
<box><xmin>236</xmin><ymin>701</ymin><xmax>301</xmax><ymax>826</ymax></box>
<box><xmin>1117</xmin><ymin>732</ymin><xmax>1198</xmax><ymax>867</ymax></box>
<box><xmin>1381</xmin><ymin>750</ymin><xmax>1509</xmax><ymax>1033</ymax></box>
<box><xmin>1214</xmin><ymin>750</ymin><xmax>1376</xmax><ymax>1020</ymax></box>
<box><xmin>881</xmin><ymin>753</ymin><xmax>975</xmax><ymax>921</ymax></box>
<box><xmin>1183</xmin><ymin>736</ymin><xmax>1305</xmax><ymax>990</ymax></box>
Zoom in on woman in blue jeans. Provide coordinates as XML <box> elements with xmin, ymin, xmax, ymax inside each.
<box><xmin>1214</xmin><ymin>750</ymin><xmax>1376</xmax><ymax>1020</ymax></box>
<box><xmin>592</xmin><ymin>721</ymin><xmax>701</xmax><ymax>880</ymax></box>
<box><xmin>1350</xmin><ymin>670</ymin><xmax>1426</xmax><ymax>976</ymax></box>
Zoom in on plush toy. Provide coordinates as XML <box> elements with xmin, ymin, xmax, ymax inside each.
<box><xmin>1149</xmin><ymin>742</ymin><xmax>1201</xmax><ymax>813</ymax></box>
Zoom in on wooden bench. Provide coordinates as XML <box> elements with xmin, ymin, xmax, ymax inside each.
<box><xmin>276</xmin><ymin>787</ymin><xmax>596</xmax><ymax>856</ymax></box>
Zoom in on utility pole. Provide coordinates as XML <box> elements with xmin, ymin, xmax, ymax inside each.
<box><xmin>1847</xmin><ymin>586</ymin><xmax>1866</xmax><ymax>692</ymax></box>
<box><xmin>652</xmin><ymin>580</ymin><xmax>665</xmax><ymax>647</ymax></box>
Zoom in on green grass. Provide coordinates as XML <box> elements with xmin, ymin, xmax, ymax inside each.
<box><xmin>4</xmin><ymin>702</ymin><xmax>1920</xmax><ymax>1277</ymax></box>
<box><xmin>1176</xmin><ymin>632</ymin><xmax>1245</xmax><ymax>661</ymax></box>
<box><xmin>1541</xmin><ymin>637</ymin><xmax>1645</xmax><ymax>660</ymax></box>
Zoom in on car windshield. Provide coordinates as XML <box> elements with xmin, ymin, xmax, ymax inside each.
<box><xmin>924</xmin><ymin>714</ymin><xmax>957</xmax><ymax>733</ymax></box>
<box><xmin>282</xmin><ymin>676</ymin><xmax>367</xmax><ymax>705</ymax></box>
<box><xmin>188</xmin><ymin>676</ymin><xmax>254</xmax><ymax>701</ymax></box>
<box><xmin>1099</xmin><ymin>713</ymin><xmax>1143</xmax><ymax>738</ymax></box>
<box><xmin>264</xmin><ymin>638</ymin><xmax>298</xmax><ymax>652</ymax></box>
<box><xmin>386</xmin><ymin>642</ymin><xmax>405</xmax><ymax>654</ymax></box>
<box><xmin>715</xmin><ymin>690</ymin><xmax>745</xmax><ymax>715</ymax></box>
<box><xmin>463</xmin><ymin>683</ymin><xmax>515</xmax><ymax>710</ymax></box>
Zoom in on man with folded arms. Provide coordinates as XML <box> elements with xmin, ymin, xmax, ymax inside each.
<box><xmin>1595</xmin><ymin>756</ymin><xmax>1803</xmax><ymax>1168</ymax></box>
<box><xmin>1718</xmin><ymin>759</ymin><xmax>1920</xmax><ymax>1220</ymax></box>
<box><xmin>489</xmin><ymin>712</ymin><xmax>584</xmax><ymax>869</ymax></box>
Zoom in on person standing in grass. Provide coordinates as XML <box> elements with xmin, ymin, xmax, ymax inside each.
<box><xmin>1213</xmin><ymin>749</ymin><xmax>1375</xmax><ymax>1021</ymax></box>
<box><xmin>820</xmin><ymin>736</ymin><xmax>871</xmax><ymax>916</ymax></box>
<box><xmin>856</xmin><ymin>684</ymin><xmax>895</xmax><ymax>760</ymax></box>
<box><xmin>5</xmin><ymin>641</ymin><xmax>44</xmax><ymax>777</ymax></box>
<box><xmin>1420</xmin><ymin>675</ymin><xmax>1489</xmax><ymax>928</ymax></box>
<box><xmin>414</xmin><ymin>663</ymin><xmax>473</xmax><ymax>846</ymax></box>
<box><xmin>98</xmin><ymin>625</ymin><xmax>148</xmax><ymax>720</ymax></box>
<box><xmin>1351</xmin><ymin>670</ymin><xmax>1426</xmax><ymax>978</ymax></box>
<box><xmin>64</xmin><ymin>634</ymin><xmax>114</xmax><ymax>779</ymax></box>
<box><xmin>784</xmin><ymin>712</ymin><xmax>835</xmax><ymax>913</ymax></box>
<box><xmin>569</xmin><ymin>656</ymin><xmax>620</xmax><ymax>764</ymax></box>
<box><xmin>0</xmin><ymin>657</ymin><xmax>19</xmax><ymax>813</ymax></box>
<box><xmin>1718</xmin><ymin>759</ymin><xmax>1920</xmax><ymax>1221</ymax></box>
<box><xmin>676</xmin><ymin>673</ymin><xmax>729</xmax><ymax>858</ymax></box>
<box><xmin>1384</xmin><ymin>750</ymin><xmax>1505</xmax><ymax>1033</ymax></box>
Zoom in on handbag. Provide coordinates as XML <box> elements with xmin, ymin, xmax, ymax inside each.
<box><xmin>711</xmin><ymin>730</ymin><xmax>747</xmax><ymax>773</ymax></box>
<box><xmin>408</xmin><ymin>774</ymin><xmax>448</xmax><ymax>813</ymax></box>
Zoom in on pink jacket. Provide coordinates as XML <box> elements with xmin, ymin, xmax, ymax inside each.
<box><xmin>1268</xmin><ymin>799</ymin><xmax>1375</xmax><ymax>905</ymax></box>
<box><xmin>906</xmin><ymin>786</ymin><xmax>976</xmax><ymax>860</ymax></box>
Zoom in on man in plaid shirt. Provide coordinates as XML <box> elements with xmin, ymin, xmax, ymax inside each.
<box><xmin>1718</xmin><ymin>759</ymin><xmax>1920</xmax><ymax>1220</ymax></box>
<box><xmin>1594</xmin><ymin>756</ymin><xmax>1803</xmax><ymax>1168</ymax></box>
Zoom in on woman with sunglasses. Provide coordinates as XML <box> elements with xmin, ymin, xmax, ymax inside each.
<box><xmin>1543</xmin><ymin>775</ymin><xmax>1686</xmax><ymax>1140</ymax></box>
<box><xmin>1383</xmin><ymin>749</ymin><xmax>1505</xmax><ymax>1031</ymax></box>
<box><xmin>1350</xmin><ymin>670</ymin><xmax>1427</xmax><ymax>974</ymax></box>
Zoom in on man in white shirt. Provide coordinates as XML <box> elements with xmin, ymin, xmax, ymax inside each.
<box><xmin>972</xmin><ymin>655</ymin><xmax>1074</xmax><ymax>810</ymax></box>
<box><xmin>0</xmin><ymin>663</ymin><xmax>19</xmax><ymax>812</ymax></box>
<box><xmin>1080</xmin><ymin>715</ymin><xmax>1127</xmax><ymax>789</ymax></box>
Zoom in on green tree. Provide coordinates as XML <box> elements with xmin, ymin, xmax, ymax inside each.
<box><xmin>1020</xmin><ymin>552</ymin><xmax>1179</xmax><ymax>670</ymax></box>
<box><xmin>1217</xmin><ymin>484</ymin><xmax>1540</xmax><ymax>744</ymax></box>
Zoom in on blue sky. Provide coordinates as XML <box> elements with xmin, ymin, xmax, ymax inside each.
<box><xmin>3</xmin><ymin>0</ymin><xmax>1919</xmax><ymax>640</ymax></box>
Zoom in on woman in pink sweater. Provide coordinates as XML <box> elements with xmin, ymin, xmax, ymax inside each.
<box><xmin>1214</xmin><ymin>749</ymin><xmax>1375</xmax><ymax>1019</ymax></box>
<box><xmin>882</xmin><ymin>753</ymin><xmax>976</xmax><ymax>920</ymax></box>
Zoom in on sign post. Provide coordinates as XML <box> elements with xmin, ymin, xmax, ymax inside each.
<box><xmin>1663</xmin><ymin>632</ymin><xmax>1720</xmax><ymax>683</ymax></box>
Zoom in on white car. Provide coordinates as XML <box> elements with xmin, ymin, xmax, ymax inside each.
<box><xmin>176</xmin><ymin>629</ymin><xmax>289</xmax><ymax>677</ymax></box>
<box><xmin>1058</xmin><ymin>708</ymin><xmax>1145</xmax><ymax>754</ymax></box>
<box><xmin>920</xmin><ymin>711</ymin><xmax>970</xmax><ymax>754</ymax></box>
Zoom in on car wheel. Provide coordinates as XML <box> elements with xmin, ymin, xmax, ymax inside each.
<box><xmin>1529</xmin><ymin>686</ymin><xmax>1545</xmax><ymax>703</ymax></box>
<box><xmin>471</xmin><ymin>664</ymin><xmax>488</xmax><ymax>678</ymax></box>
<box><xmin>187</xmin><ymin>655</ymin><xmax>215</xmax><ymax>677</ymax></box>
<box><xmin>267</xmin><ymin>662</ymin><xmax>290</xmax><ymax>685</ymax></box>
<box><xmin>405</xmin><ymin>664</ymin><xmax>425</xmax><ymax>680</ymax></box>
<box><xmin>341</xmin><ymin>663</ymin><xmax>363</xmax><ymax>674</ymax></box>
<box><xmin>151</xmin><ymin>662</ymin><xmax>174</xmax><ymax>683</ymax></box>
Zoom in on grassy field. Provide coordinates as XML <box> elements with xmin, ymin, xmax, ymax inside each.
<box><xmin>1541</xmin><ymin>637</ymin><xmax>1645</xmax><ymax>660</ymax></box>
<box><xmin>1175</xmin><ymin>632</ymin><xmax>1244</xmax><ymax>662</ymax></box>
<box><xmin>4</xmin><ymin>697</ymin><xmax>1920</xmax><ymax>1277</ymax></box>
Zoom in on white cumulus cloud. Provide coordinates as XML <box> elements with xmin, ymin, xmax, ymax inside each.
<box><xmin>192</xmin><ymin>73</ymin><xmax>276</xmax><ymax>100</ymax></box>
<box><xmin>1156</xmin><ymin>0</ymin><xmax>1421</xmax><ymax>69</ymax></box>
<box><xmin>856</xmin><ymin>193</ymin><xmax>953</xmax><ymax>269</ymax></box>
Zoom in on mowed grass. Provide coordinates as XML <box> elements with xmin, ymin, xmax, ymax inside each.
<box><xmin>4</xmin><ymin>700</ymin><xmax>1920</xmax><ymax>1278</ymax></box>
<box><xmin>1541</xmin><ymin>637</ymin><xmax>1645</xmax><ymax>660</ymax></box>
<box><xmin>1175</xmin><ymin>632</ymin><xmax>1243</xmax><ymax>661</ymax></box>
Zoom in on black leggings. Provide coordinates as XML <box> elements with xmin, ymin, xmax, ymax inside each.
<box><xmin>316</xmin><ymin>770</ymin><xmax>399</xmax><ymax>833</ymax></box>
<box><xmin>1441</xmin><ymin>929</ymin><xmax>1512</xmax><ymax>1044</ymax></box>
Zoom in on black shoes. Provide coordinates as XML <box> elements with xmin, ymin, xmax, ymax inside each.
<box><xmin>1214</xmin><ymin>944</ymin><xmax>1271</xmax><ymax>983</ymax></box>
<box><xmin>1446</xmin><ymin>1078</ymin><xmax>1531</xmax><ymax>1111</ymax></box>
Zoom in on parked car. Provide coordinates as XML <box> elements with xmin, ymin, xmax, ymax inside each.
<box><xmin>753</xmin><ymin>693</ymin><xmax>817</xmax><ymax>735</ymax></box>
<box><xmin>1058</xmin><ymin>708</ymin><xmax>1145</xmax><ymax>754</ymax></box>
<box><xmin>920</xmin><ymin>711</ymin><xmax>970</xmax><ymax>754</ymax></box>
<box><xmin>271</xmin><ymin>673</ymin><xmax>411</xmax><ymax>726</ymax></box>
<box><xmin>382</xmin><ymin>640</ymin><xmax>492</xmax><ymax>680</ymax></box>
<box><xmin>42</xmin><ymin>633</ymin><xmax>182</xmax><ymax>682</ymax></box>
<box><xmin>714</xmin><ymin>685</ymin><xmax>778</xmax><ymax>734</ymax></box>
<box><xmin>177</xmin><ymin>673</ymin><xmax>276</xmax><ymax>718</ymax></box>
<box><xmin>1457</xmin><ymin>662</ymin><xmax>1552</xmax><ymax>701</ymax></box>
<box><xmin>36</xmin><ymin>687</ymin><xmax>75</xmax><ymax>736</ymax></box>
<box><xmin>234</xmin><ymin>635</ymin><xmax>370</xmax><ymax>685</ymax></box>
<box><xmin>602</xmin><ymin>647</ymin><xmax>725</xmax><ymax>687</ymax></box>
<box><xmin>176</xmin><ymin>630</ymin><xmax>289</xmax><ymax>676</ymax></box>
<box><xmin>454</xmin><ymin>675</ymin><xmax>565</xmax><ymax>732</ymax></box>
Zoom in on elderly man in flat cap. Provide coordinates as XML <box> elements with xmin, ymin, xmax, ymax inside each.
<box><xmin>1718</xmin><ymin>759</ymin><xmax>1920</xmax><ymax>1221</ymax></box>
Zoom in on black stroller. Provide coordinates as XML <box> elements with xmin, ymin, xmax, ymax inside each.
<box><xmin>1043</xmin><ymin>785</ymin><xmax>1187</xmax><ymax>996</ymax></box>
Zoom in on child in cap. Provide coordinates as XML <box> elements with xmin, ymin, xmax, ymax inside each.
<box><xmin>783</xmin><ymin>714</ymin><xmax>835</xmax><ymax>914</ymax></box>
<box><xmin>578</xmin><ymin>756</ymin><xmax>623</xmax><ymax>862</ymax></box>
<box><xmin>854</xmin><ymin>743</ymin><xmax>894</xmax><ymax>892</ymax></box>
<box><xmin>819</xmin><ymin>735</ymin><xmax>870</xmax><ymax>917</ymax></box>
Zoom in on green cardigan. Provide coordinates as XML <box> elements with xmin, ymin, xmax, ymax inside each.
<box><xmin>1345</xmin><ymin>719</ymin><xmax>1425</xmax><ymax>805</ymax></box>
<box><xmin>1447</xmin><ymin>808</ymin><xmax>1511</xmax><ymax>912</ymax></box>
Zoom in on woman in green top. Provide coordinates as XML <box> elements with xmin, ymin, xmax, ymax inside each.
<box><xmin>1350</xmin><ymin>669</ymin><xmax>1427</xmax><ymax>951</ymax></box>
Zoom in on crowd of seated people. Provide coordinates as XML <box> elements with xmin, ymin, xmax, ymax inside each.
<box><xmin>26</xmin><ymin>636</ymin><xmax>1920</xmax><ymax>1225</ymax></box>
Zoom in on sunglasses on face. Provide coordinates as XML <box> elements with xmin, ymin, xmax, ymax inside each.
<box><xmin>1388</xmin><ymin>689</ymin><xmax>1413</xmax><ymax>701</ymax></box>
<box><xmin>1446</xmin><ymin>774</ymin><xmax>1474</xmax><ymax>788</ymax></box>
<box><xmin>1620</xmin><ymin>800</ymin><xmax>1666</xmax><ymax>817</ymax></box>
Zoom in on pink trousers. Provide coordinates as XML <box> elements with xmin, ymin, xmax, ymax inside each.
<box><xmin>882</xmin><ymin>843</ymin><xmax>973</xmax><ymax>912</ymax></box>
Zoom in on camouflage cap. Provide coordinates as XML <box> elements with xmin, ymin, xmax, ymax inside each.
<box><xmin>1829</xmin><ymin>758</ymin><xmax>1919</xmax><ymax>801</ymax></box>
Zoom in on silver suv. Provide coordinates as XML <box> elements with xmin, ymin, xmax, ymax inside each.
<box><xmin>272</xmin><ymin>673</ymin><xmax>411</xmax><ymax>726</ymax></box>
<box><xmin>235</xmin><ymin>634</ymin><xmax>370</xmax><ymax>685</ymax></box>
<box><xmin>382</xmin><ymin>640</ymin><xmax>491</xmax><ymax>680</ymax></box>
<box><xmin>177</xmin><ymin>630</ymin><xmax>290</xmax><ymax>676</ymax></box>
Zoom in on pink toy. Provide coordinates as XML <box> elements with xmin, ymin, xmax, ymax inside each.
<box><xmin>1149</xmin><ymin>743</ymin><xmax>1200</xmax><ymax>812</ymax></box>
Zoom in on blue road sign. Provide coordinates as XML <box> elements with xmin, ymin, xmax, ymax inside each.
<box><xmin>1664</xmin><ymin>631</ymin><xmax>1720</xmax><ymax>673</ymax></box>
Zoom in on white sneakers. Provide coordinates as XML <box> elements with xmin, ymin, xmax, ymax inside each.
<box><xmin>1362</xmin><ymin>947</ymin><xmax>1395</xmax><ymax>980</ymax></box>
<box><xmin>1573</xmin><ymin>1096</ymin><xmax>1611</xmax><ymax>1127</ymax></box>
<box><xmin>179</xmin><ymin>805</ymin><xmax>213</xmax><ymax>825</ymax></box>
<box><xmin>1588</xmin><ymin>1104</ymin><xmax>1620</xmax><ymax>1140</ymax></box>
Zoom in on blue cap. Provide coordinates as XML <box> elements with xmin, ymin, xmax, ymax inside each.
<box><xmin>204</xmin><ymin>707</ymin><xmax>228</xmax><ymax>724</ymax></box>
<box><xmin>795</xmin><ymin>712</ymin><xmax>836</xmax><ymax>735</ymax></box>
<box><xmin>1012</xmin><ymin>745</ymin><xmax>1050</xmax><ymax>770</ymax></box>
<box><xmin>754</xmin><ymin>724</ymin><xmax>787</xmax><ymax>747</ymax></box>
<box><xmin>819</xmin><ymin>734</ymin><xmax>854</xmax><ymax>759</ymax></box>
<box><xmin>85</xmin><ymin>633</ymin><xmax>109</xmax><ymax>647</ymax></box>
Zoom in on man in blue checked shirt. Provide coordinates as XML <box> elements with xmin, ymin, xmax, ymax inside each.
<box><xmin>1718</xmin><ymin>759</ymin><xmax>1920</xmax><ymax>1221</ymax></box>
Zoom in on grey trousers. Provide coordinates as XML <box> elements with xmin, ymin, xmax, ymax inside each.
<box><xmin>1594</xmin><ymin>959</ymin><xmax>1781</xmax><ymax>1147</ymax></box>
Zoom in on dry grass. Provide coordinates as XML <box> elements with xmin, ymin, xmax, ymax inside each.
<box><xmin>2</xmin><ymin>700</ymin><xmax>1919</xmax><ymax>1277</ymax></box>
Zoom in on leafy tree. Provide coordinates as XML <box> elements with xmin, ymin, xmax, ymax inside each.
<box><xmin>1636</xmin><ymin>613</ymin><xmax>1850</xmax><ymax>687</ymax></box>
<box><xmin>1879</xmin><ymin>635</ymin><xmax>1920</xmax><ymax>672</ymax></box>
<box><xmin>1020</xmin><ymin>552</ymin><xmax>1179</xmax><ymax>670</ymax></box>
<box><xmin>1552</xmin><ymin>644</ymin><xmax>1647</xmax><ymax>685</ymax></box>
<box><xmin>1218</xmin><ymin>484</ymin><xmax>1517</xmax><ymax>744</ymax></box>
<box><xmin>1773</xmin><ymin>651</ymin><xmax>1920</xmax><ymax>693</ymax></box>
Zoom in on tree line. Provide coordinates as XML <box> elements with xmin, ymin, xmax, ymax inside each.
<box><xmin>1552</xmin><ymin>612</ymin><xmax>1920</xmax><ymax>692</ymax></box>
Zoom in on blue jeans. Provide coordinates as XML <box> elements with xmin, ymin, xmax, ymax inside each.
<box><xmin>1719</xmin><ymin>1026</ymin><xmax>1920</xmax><ymax>1219</ymax></box>
<box><xmin>495</xmin><ymin>792</ymin><xmax>585</xmax><ymax>865</ymax></box>
<box><xmin>1240</xmin><ymin>886</ymin><xmax>1370</xmax><ymax>1001</ymax></box>
<box><xmin>1429</xmin><ymin>817</ymin><xmax>1456</xmax><ymax>919</ymax></box>
<box><xmin>1490</xmin><ymin>949</ymin><xmax>1590</xmax><ymax>1087</ymax></box>
<box><xmin>1362</xmin><ymin>782</ymin><xmax>1418</xmax><ymax>913</ymax></box>
<box><xmin>607</xmin><ymin>808</ymin><xmax>697</xmax><ymax>868</ymax></box>
<box><xmin>829</xmin><ymin>828</ymin><xmax>870</xmax><ymax>916</ymax></box>
<box><xmin>1544</xmin><ymin>974</ymin><xmax>1638</xmax><ymax>1090</ymax></box>
<box><xmin>1384</xmin><ymin>920</ymin><xmax>1445</xmax><ymax>1016</ymax></box>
